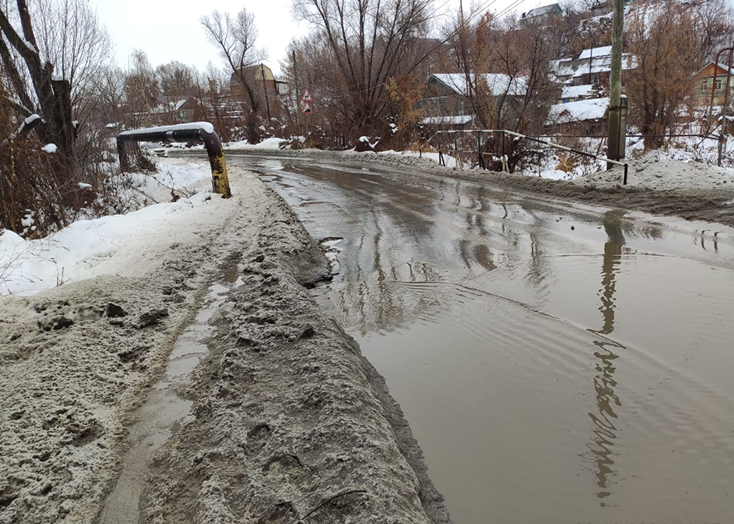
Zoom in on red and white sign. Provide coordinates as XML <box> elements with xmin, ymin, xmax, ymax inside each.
<box><xmin>302</xmin><ymin>101</ymin><xmax>313</xmax><ymax>114</ymax></box>
<box><xmin>301</xmin><ymin>89</ymin><xmax>312</xmax><ymax>102</ymax></box>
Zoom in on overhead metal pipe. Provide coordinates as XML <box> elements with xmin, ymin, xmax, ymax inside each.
<box><xmin>117</xmin><ymin>122</ymin><xmax>231</xmax><ymax>198</ymax></box>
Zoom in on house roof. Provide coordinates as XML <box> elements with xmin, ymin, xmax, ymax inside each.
<box><xmin>561</xmin><ymin>84</ymin><xmax>595</xmax><ymax>99</ymax></box>
<box><xmin>421</xmin><ymin>115</ymin><xmax>473</xmax><ymax>126</ymax></box>
<box><xmin>547</xmin><ymin>97</ymin><xmax>609</xmax><ymax>124</ymax></box>
<box><xmin>694</xmin><ymin>62</ymin><xmax>734</xmax><ymax>78</ymax></box>
<box><xmin>430</xmin><ymin>73</ymin><xmax>528</xmax><ymax>97</ymax></box>
<box><xmin>578</xmin><ymin>46</ymin><xmax>612</xmax><ymax>60</ymax></box>
<box><xmin>551</xmin><ymin>54</ymin><xmax>637</xmax><ymax>78</ymax></box>
<box><xmin>525</xmin><ymin>3</ymin><xmax>561</xmax><ymax>18</ymax></box>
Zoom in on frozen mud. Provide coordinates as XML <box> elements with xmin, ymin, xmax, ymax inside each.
<box><xmin>0</xmin><ymin>168</ymin><xmax>449</xmax><ymax>523</ymax></box>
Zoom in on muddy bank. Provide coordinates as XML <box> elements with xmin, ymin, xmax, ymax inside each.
<box><xmin>0</xmin><ymin>168</ymin><xmax>449</xmax><ymax>523</ymax></box>
<box><xmin>216</xmin><ymin>148</ymin><xmax>734</xmax><ymax>227</ymax></box>
<box><xmin>0</xmin><ymin>252</ymin><xmax>218</xmax><ymax>523</ymax></box>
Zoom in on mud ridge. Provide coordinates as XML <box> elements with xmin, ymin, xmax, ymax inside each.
<box><xmin>139</xmin><ymin>182</ymin><xmax>451</xmax><ymax>523</ymax></box>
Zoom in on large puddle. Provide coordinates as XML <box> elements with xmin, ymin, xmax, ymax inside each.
<box><xmin>98</xmin><ymin>274</ymin><xmax>240</xmax><ymax>524</ymax></box>
<box><xmin>236</xmin><ymin>156</ymin><xmax>734</xmax><ymax>524</ymax></box>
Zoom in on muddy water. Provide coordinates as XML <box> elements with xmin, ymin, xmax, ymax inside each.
<box><xmin>234</xmin><ymin>155</ymin><xmax>734</xmax><ymax>524</ymax></box>
<box><xmin>99</xmin><ymin>275</ymin><xmax>241</xmax><ymax>524</ymax></box>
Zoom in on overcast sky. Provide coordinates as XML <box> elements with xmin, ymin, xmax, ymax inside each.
<box><xmin>94</xmin><ymin>0</ymin><xmax>557</xmax><ymax>75</ymax></box>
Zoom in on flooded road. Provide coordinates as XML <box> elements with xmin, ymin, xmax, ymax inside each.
<box><xmin>232</xmin><ymin>155</ymin><xmax>734</xmax><ymax>524</ymax></box>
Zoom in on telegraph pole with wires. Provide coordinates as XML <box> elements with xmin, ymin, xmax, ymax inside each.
<box><xmin>607</xmin><ymin>0</ymin><xmax>627</xmax><ymax>166</ymax></box>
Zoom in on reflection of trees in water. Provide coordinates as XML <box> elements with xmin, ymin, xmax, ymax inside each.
<box><xmin>581</xmin><ymin>211</ymin><xmax>627</xmax><ymax>506</ymax></box>
<box><xmin>336</xmin><ymin>262</ymin><xmax>445</xmax><ymax>336</ymax></box>
<box><xmin>526</xmin><ymin>232</ymin><xmax>548</xmax><ymax>287</ymax></box>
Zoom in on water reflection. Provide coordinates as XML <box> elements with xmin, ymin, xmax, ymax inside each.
<box><xmin>583</xmin><ymin>211</ymin><xmax>627</xmax><ymax>505</ymax></box>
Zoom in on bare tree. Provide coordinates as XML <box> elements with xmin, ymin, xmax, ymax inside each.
<box><xmin>156</xmin><ymin>61</ymin><xmax>197</xmax><ymax>100</ymax></box>
<box><xmin>0</xmin><ymin>0</ymin><xmax>71</xmax><ymax>156</ymax></box>
<box><xmin>201</xmin><ymin>9</ymin><xmax>264</xmax><ymax>143</ymax></box>
<box><xmin>626</xmin><ymin>1</ymin><xmax>705</xmax><ymax>147</ymax></box>
<box><xmin>91</xmin><ymin>65</ymin><xmax>126</xmax><ymax>125</ymax></box>
<box><xmin>691</xmin><ymin>0</ymin><xmax>734</xmax><ymax>61</ymax></box>
<box><xmin>293</xmin><ymin>0</ymin><xmax>433</xmax><ymax>136</ymax></box>
<box><xmin>444</xmin><ymin>8</ymin><xmax>496</xmax><ymax>128</ymax></box>
<box><xmin>30</xmin><ymin>0</ymin><xmax>111</xmax><ymax>110</ymax></box>
<box><xmin>123</xmin><ymin>50</ymin><xmax>159</xmax><ymax>128</ymax></box>
<box><xmin>490</xmin><ymin>18</ymin><xmax>559</xmax><ymax>134</ymax></box>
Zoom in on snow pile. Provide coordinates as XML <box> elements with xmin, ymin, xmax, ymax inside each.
<box><xmin>0</xmin><ymin>160</ymin><xmax>225</xmax><ymax>297</ymax></box>
<box><xmin>574</xmin><ymin>152</ymin><xmax>734</xmax><ymax>190</ymax></box>
<box><xmin>116</xmin><ymin>160</ymin><xmax>214</xmax><ymax>205</ymax></box>
<box><xmin>227</xmin><ymin>137</ymin><xmax>286</xmax><ymax>150</ymax></box>
<box><xmin>547</xmin><ymin>98</ymin><xmax>609</xmax><ymax>124</ymax></box>
<box><xmin>375</xmin><ymin>149</ymin><xmax>458</xmax><ymax>168</ymax></box>
<box><xmin>41</xmin><ymin>143</ymin><xmax>57</xmax><ymax>154</ymax></box>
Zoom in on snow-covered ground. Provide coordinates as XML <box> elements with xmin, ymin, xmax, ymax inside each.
<box><xmin>0</xmin><ymin>160</ymin><xmax>222</xmax><ymax>296</ymax></box>
<box><xmin>226</xmin><ymin>137</ymin><xmax>288</xmax><ymax>150</ymax></box>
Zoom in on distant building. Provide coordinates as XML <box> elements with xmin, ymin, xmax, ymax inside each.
<box><xmin>546</xmin><ymin>98</ymin><xmax>610</xmax><ymax>135</ymax></box>
<box><xmin>521</xmin><ymin>3</ymin><xmax>563</xmax><ymax>24</ymax></box>
<box><xmin>230</xmin><ymin>63</ymin><xmax>282</xmax><ymax>100</ymax></box>
<box><xmin>558</xmin><ymin>84</ymin><xmax>597</xmax><ymax>104</ymax></box>
<box><xmin>421</xmin><ymin>73</ymin><xmax>527</xmax><ymax>112</ymax></box>
<box><xmin>693</xmin><ymin>62</ymin><xmax>734</xmax><ymax>107</ymax></box>
<box><xmin>551</xmin><ymin>46</ymin><xmax>637</xmax><ymax>87</ymax></box>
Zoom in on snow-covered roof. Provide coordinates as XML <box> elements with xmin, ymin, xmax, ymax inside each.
<box><xmin>421</xmin><ymin>115</ymin><xmax>473</xmax><ymax>126</ymax></box>
<box><xmin>525</xmin><ymin>3</ymin><xmax>560</xmax><ymax>18</ymax></box>
<box><xmin>431</xmin><ymin>73</ymin><xmax>528</xmax><ymax>97</ymax></box>
<box><xmin>578</xmin><ymin>46</ymin><xmax>612</xmax><ymax>60</ymax></box>
<box><xmin>547</xmin><ymin>97</ymin><xmax>609</xmax><ymax>124</ymax></box>
<box><xmin>561</xmin><ymin>84</ymin><xmax>595</xmax><ymax>99</ymax></box>
<box><xmin>551</xmin><ymin>54</ymin><xmax>637</xmax><ymax>78</ymax></box>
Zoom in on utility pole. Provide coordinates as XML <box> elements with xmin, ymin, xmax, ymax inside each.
<box><xmin>261</xmin><ymin>63</ymin><xmax>272</xmax><ymax>123</ymax></box>
<box><xmin>607</xmin><ymin>0</ymin><xmax>626</xmax><ymax>165</ymax></box>
<box><xmin>292</xmin><ymin>50</ymin><xmax>302</xmax><ymax>135</ymax></box>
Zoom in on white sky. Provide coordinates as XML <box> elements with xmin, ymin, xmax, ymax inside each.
<box><xmin>93</xmin><ymin>0</ymin><xmax>557</xmax><ymax>75</ymax></box>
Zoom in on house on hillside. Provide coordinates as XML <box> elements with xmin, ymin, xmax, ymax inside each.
<box><xmin>546</xmin><ymin>97</ymin><xmax>609</xmax><ymax>135</ymax></box>
<box><xmin>552</xmin><ymin>46</ymin><xmax>637</xmax><ymax>87</ymax></box>
<box><xmin>693</xmin><ymin>62</ymin><xmax>734</xmax><ymax>107</ymax></box>
<box><xmin>521</xmin><ymin>3</ymin><xmax>562</xmax><ymax>25</ymax></box>
<box><xmin>559</xmin><ymin>84</ymin><xmax>597</xmax><ymax>104</ymax></box>
<box><xmin>418</xmin><ymin>73</ymin><xmax>528</xmax><ymax>128</ymax></box>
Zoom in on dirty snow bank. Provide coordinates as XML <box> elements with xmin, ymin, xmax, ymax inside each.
<box><xmin>0</xmin><ymin>160</ymin><xmax>238</xmax><ymax>523</ymax></box>
<box><xmin>0</xmin><ymin>160</ymin><xmax>215</xmax><ymax>296</ymax></box>
<box><xmin>1</xmin><ymin>161</ymin><xmax>449</xmax><ymax>523</ymax></box>
<box><xmin>572</xmin><ymin>151</ymin><xmax>734</xmax><ymax>190</ymax></box>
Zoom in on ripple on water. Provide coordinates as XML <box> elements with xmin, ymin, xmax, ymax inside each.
<box><xmin>354</xmin><ymin>268</ymin><xmax>734</xmax><ymax>524</ymax></box>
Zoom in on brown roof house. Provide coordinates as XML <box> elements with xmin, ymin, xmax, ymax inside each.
<box><xmin>693</xmin><ymin>62</ymin><xmax>734</xmax><ymax>107</ymax></box>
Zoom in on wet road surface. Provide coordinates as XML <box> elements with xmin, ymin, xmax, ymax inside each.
<box><xmin>231</xmin><ymin>154</ymin><xmax>734</xmax><ymax>524</ymax></box>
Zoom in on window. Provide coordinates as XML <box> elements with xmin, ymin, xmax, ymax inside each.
<box><xmin>701</xmin><ymin>80</ymin><xmax>708</xmax><ymax>91</ymax></box>
<box><xmin>716</xmin><ymin>78</ymin><xmax>723</xmax><ymax>90</ymax></box>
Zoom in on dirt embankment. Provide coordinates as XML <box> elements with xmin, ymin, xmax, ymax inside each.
<box><xmin>0</xmin><ymin>250</ymin><xmax>219</xmax><ymax>523</ymax></box>
<box><xmin>219</xmin><ymin>148</ymin><xmax>734</xmax><ymax>227</ymax></box>
<box><xmin>0</xmin><ymin>169</ymin><xmax>450</xmax><ymax>523</ymax></box>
